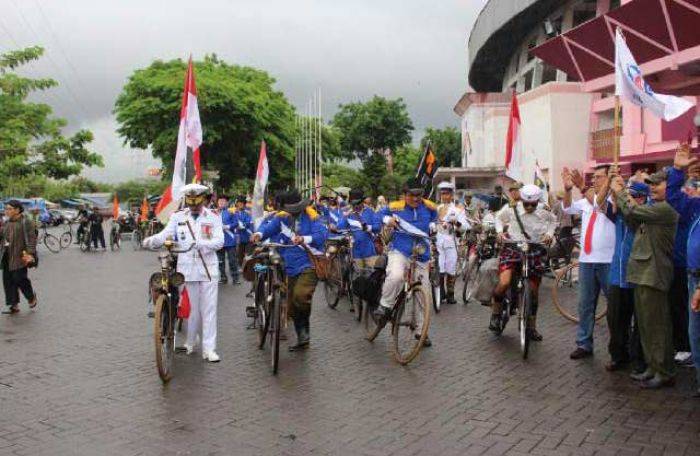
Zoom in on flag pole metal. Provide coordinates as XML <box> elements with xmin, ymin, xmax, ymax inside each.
<box><xmin>613</xmin><ymin>95</ymin><xmax>620</xmax><ymax>167</ymax></box>
<box><xmin>318</xmin><ymin>87</ymin><xmax>323</xmax><ymax>193</ymax></box>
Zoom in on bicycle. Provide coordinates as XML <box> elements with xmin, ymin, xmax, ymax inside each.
<box><xmin>36</xmin><ymin>223</ymin><xmax>60</xmax><ymax>254</ymax></box>
<box><xmin>323</xmin><ymin>231</ymin><xmax>361</xmax><ymax>318</ymax></box>
<box><xmin>495</xmin><ymin>241</ymin><xmax>548</xmax><ymax>359</ymax></box>
<box><xmin>551</xmin><ymin>260</ymin><xmax>607</xmax><ymax>323</ymax></box>
<box><xmin>429</xmin><ymin>236</ymin><xmax>441</xmax><ymax>313</ymax></box>
<box><xmin>364</xmin><ymin>229</ymin><xmax>432</xmax><ymax>365</ymax></box>
<box><xmin>109</xmin><ymin>223</ymin><xmax>122</xmax><ymax>251</ymax></box>
<box><xmin>462</xmin><ymin>221</ymin><xmax>498</xmax><ymax>304</ymax></box>
<box><xmin>248</xmin><ymin>242</ymin><xmax>298</xmax><ymax>375</ymax></box>
<box><xmin>59</xmin><ymin>221</ymin><xmax>74</xmax><ymax>249</ymax></box>
<box><xmin>145</xmin><ymin>239</ymin><xmax>192</xmax><ymax>383</ymax></box>
<box><xmin>78</xmin><ymin>221</ymin><xmax>94</xmax><ymax>252</ymax></box>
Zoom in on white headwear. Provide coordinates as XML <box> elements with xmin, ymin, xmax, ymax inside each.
<box><xmin>180</xmin><ymin>183</ymin><xmax>210</xmax><ymax>198</ymax></box>
<box><xmin>520</xmin><ymin>184</ymin><xmax>542</xmax><ymax>203</ymax></box>
<box><xmin>437</xmin><ymin>181</ymin><xmax>454</xmax><ymax>192</ymax></box>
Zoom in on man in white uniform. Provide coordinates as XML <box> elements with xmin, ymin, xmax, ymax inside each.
<box><xmin>436</xmin><ymin>182</ymin><xmax>470</xmax><ymax>305</ymax></box>
<box><xmin>143</xmin><ymin>183</ymin><xmax>224</xmax><ymax>362</ymax></box>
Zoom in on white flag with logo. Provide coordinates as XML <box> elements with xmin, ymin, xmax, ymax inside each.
<box><xmin>615</xmin><ymin>28</ymin><xmax>693</xmax><ymax>122</ymax></box>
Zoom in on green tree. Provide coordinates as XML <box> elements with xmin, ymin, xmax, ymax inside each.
<box><xmin>113</xmin><ymin>179</ymin><xmax>168</xmax><ymax>203</ymax></box>
<box><xmin>0</xmin><ymin>46</ymin><xmax>102</xmax><ymax>195</ymax></box>
<box><xmin>332</xmin><ymin>96</ymin><xmax>413</xmax><ymax>162</ymax></box>
<box><xmin>420</xmin><ymin>126</ymin><xmax>461</xmax><ymax>168</ymax></box>
<box><xmin>114</xmin><ymin>55</ymin><xmax>297</xmax><ymax>190</ymax></box>
<box><xmin>392</xmin><ymin>144</ymin><xmax>423</xmax><ymax>179</ymax></box>
<box><xmin>322</xmin><ymin>163</ymin><xmax>368</xmax><ymax>191</ymax></box>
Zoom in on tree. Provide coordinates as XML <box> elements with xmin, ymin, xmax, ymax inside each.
<box><xmin>420</xmin><ymin>126</ymin><xmax>461</xmax><ymax>168</ymax></box>
<box><xmin>332</xmin><ymin>96</ymin><xmax>413</xmax><ymax>163</ymax></box>
<box><xmin>322</xmin><ymin>163</ymin><xmax>368</xmax><ymax>191</ymax></box>
<box><xmin>0</xmin><ymin>46</ymin><xmax>102</xmax><ymax>195</ymax></box>
<box><xmin>114</xmin><ymin>55</ymin><xmax>297</xmax><ymax>190</ymax></box>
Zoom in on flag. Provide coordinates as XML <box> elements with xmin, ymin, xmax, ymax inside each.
<box><xmin>615</xmin><ymin>28</ymin><xmax>693</xmax><ymax>121</ymax></box>
<box><xmin>416</xmin><ymin>142</ymin><xmax>438</xmax><ymax>193</ymax></box>
<box><xmin>252</xmin><ymin>140</ymin><xmax>269</xmax><ymax>229</ymax></box>
<box><xmin>177</xmin><ymin>287</ymin><xmax>191</xmax><ymax>319</ymax></box>
<box><xmin>155</xmin><ymin>57</ymin><xmax>203</xmax><ymax>223</ymax></box>
<box><xmin>505</xmin><ymin>92</ymin><xmax>524</xmax><ymax>183</ymax></box>
<box><xmin>139</xmin><ymin>197</ymin><xmax>149</xmax><ymax>223</ymax></box>
<box><xmin>534</xmin><ymin>159</ymin><xmax>546</xmax><ymax>189</ymax></box>
<box><xmin>112</xmin><ymin>193</ymin><xmax>119</xmax><ymax>220</ymax></box>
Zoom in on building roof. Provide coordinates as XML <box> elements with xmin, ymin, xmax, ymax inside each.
<box><xmin>468</xmin><ymin>0</ymin><xmax>562</xmax><ymax>92</ymax></box>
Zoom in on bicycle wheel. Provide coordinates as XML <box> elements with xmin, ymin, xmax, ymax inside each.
<box><xmin>392</xmin><ymin>285</ymin><xmax>431</xmax><ymax>365</ymax></box>
<box><xmin>132</xmin><ymin>230</ymin><xmax>142</xmax><ymax>251</ymax></box>
<box><xmin>461</xmin><ymin>259</ymin><xmax>479</xmax><ymax>305</ymax></box>
<box><xmin>519</xmin><ymin>280</ymin><xmax>532</xmax><ymax>360</ymax></box>
<box><xmin>323</xmin><ymin>258</ymin><xmax>342</xmax><ymax>309</ymax></box>
<box><xmin>154</xmin><ymin>294</ymin><xmax>175</xmax><ymax>383</ymax></box>
<box><xmin>255</xmin><ymin>274</ymin><xmax>270</xmax><ymax>349</ymax></box>
<box><xmin>59</xmin><ymin>231</ymin><xmax>72</xmax><ymax>249</ymax></box>
<box><xmin>431</xmin><ymin>266</ymin><xmax>441</xmax><ymax>314</ymax></box>
<box><xmin>551</xmin><ymin>261</ymin><xmax>607</xmax><ymax>323</ymax></box>
<box><xmin>347</xmin><ymin>265</ymin><xmax>362</xmax><ymax>321</ymax></box>
<box><xmin>44</xmin><ymin>234</ymin><xmax>61</xmax><ymax>253</ymax></box>
<box><xmin>364</xmin><ymin>298</ymin><xmax>385</xmax><ymax>342</ymax></box>
<box><xmin>269</xmin><ymin>290</ymin><xmax>281</xmax><ymax>375</ymax></box>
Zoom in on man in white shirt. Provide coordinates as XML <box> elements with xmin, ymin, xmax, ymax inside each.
<box><xmin>436</xmin><ymin>182</ymin><xmax>470</xmax><ymax>305</ymax></box>
<box><xmin>562</xmin><ymin>165</ymin><xmax>616</xmax><ymax>360</ymax></box>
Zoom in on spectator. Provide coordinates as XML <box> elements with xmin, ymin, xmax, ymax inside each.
<box><xmin>666</xmin><ymin>145</ymin><xmax>700</xmax><ymax>397</ymax></box>
<box><xmin>605</xmin><ymin>181</ymin><xmax>647</xmax><ymax>373</ymax></box>
<box><xmin>1</xmin><ymin>200</ymin><xmax>38</xmax><ymax>314</ymax></box>
<box><xmin>89</xmin><ymin>206</ymin><xmax>106</xmax><ymax>250</ymax></box>
<box><xmin>610</xmin><ymin>170</ymin><xmax>678</xmax><ymax>389</ymax></box>
<box><xmin>488</xmin><ymin>185</ymin><xmax>509</xmax><ymax>212</ymax></box>
<box><xmin>563</xmin><ymin>165</ymin><xmax>616</xmax><ymax>360</ymax></box>
<box><xmin>216</xmin><ymin>196</ymin><xmax>239</xmax><ymax>285</ymax></box>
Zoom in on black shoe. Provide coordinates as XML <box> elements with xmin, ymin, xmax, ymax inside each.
<box><xmin>527</xmin><ymin>328</ymin><xmax>543</xmax><ymax>342</ymax></box>
<box><xmin>1</xmin><ymin>306</ymin><xmax>19</xmax><ymax>315</ymax></box>
<box><xmin>489</xmin><ymin>314</ymin><xmax>502</xmax><ymax>333</ymax></box>
<box><xmin>289</xmin><ymin>329</ymin><xmax>310</xmax><ymax>352</ymax></box>
<box><xmin>446</xmin><ymin>294</ymin><xmax>457</xmax><ymax>305</ymax></box>
<box><xmin>415</xmin><ymin>334</ymin><xmax>432</xmax><ymax>347</ymax></box>
<box><xmin>569</xmin><ymin>347</ymin><xmax>593</xmax><ymax>360</ymax></box>
<box><xmin>218</xmin><ymin>278</ymin><xmax>228</xmax><ymax>284</ymax></box>
<box><xmin>640</xmin><ymin>374</ymin><xmax>675</xmax><ymax>389</ymax></box>
<box><xmin>373</xmin><ymin>305</ymin><xmax>392</xmax><ymax>321</ymax></box>
<box><xmin>630</xmin><ymin>369</ymin><xmax>654</xmax><ymax>382</ymax></box>
<box><xmin>605</xmin><ymin>360</ymin><xmax>628</xmax><ymax>372</ymax></box>
<box><xmin>147</xmin><ymin>311</ymin><xmax>155</xmax><ymax>318</ymax></box>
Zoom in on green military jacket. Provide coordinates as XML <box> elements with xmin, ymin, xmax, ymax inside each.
<box><xmin>616</xmin><ymin>191</ymin><xmax>678</xmax><ymax>291</ymax></box>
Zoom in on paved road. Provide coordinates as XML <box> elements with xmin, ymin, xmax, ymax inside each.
<box><xmin>1</xmin><ymin>242</ymin><xmax>699</xmax><ymax>456</ymax></box>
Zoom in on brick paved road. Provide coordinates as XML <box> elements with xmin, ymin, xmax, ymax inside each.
<box><xmin>1</xmin><ymin>242</ymin><xmax>699</xmax><ymax>456</ymax></box>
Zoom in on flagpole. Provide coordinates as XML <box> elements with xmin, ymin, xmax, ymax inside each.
<box><xmin>318</xmin><ymin>87</ymin><xmax>322</xmax><ymax>198</ymax></box>
<box><xmin>613</xmin><ymin>95</ymin><xmax>620</xmax><ymax>167</ymax></box>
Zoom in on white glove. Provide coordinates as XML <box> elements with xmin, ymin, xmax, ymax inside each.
<box><xmin>238</xmin><ymin>221</ymin><xmax>245</xmax><ymax>230</ymax></box>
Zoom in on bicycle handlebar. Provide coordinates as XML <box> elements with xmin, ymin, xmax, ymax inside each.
<box><xmin>143</xmin><ymin>241</ymin><xmax>196</xmax><ymax>254</ymax></box>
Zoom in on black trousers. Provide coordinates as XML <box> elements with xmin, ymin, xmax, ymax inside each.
<box><xmin>606</xmin><ymin>285</ymin><xmax>644</xmax><ymax>369</ymax></box>
<box><xmin>91</xmin><ymin>226</ymin><xmax>106</xmax><ymax>249</ymax></box>
<box><xmin>668</xmin><ymin>267</ymin><xmax>690</xmax><ymax>353</ymax></box>
<box><xmin>2</xmin><ymin>255</ymin><xmax>35</xmax><ymax>307</ymax></box>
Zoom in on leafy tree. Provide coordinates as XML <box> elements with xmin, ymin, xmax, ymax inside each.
<box><xmin>332</xmin><ymin>96</ymin><xmax>413</xmax><ymax>163</ymax></box>
<box><xmin>420</xmin><ymin>126</ymin><xmax>461</xmax><ymax>168</ymax></box>
<box><xmin>0</xmin><ymin>46</ymin><xmax>102</xmax><ymax>195</ymax></box>
<box><xmin>322</xmin><ymin>163</ymin><xmax>368</xmax><ymax>191</ymax></box>
<box><xmin>392</xmin><ymin>145</ymin><xmax>423</xmax><ymax>180</ymax></box>
<box><xmin>114</xmin><ymin>55</ymin><xmax>297</xmax><ymax>190</ymax></box>
<box><xmin>113</xmin><ymin>179</ymin><xmax>168</xmax><ymax>202</ymax></box>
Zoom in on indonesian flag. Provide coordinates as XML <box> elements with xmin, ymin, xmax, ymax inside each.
<box><xmin>505</xmin><ymin>92</ymin><xmax>524</xmax><ymax>183</ymax></box>
<box><xmin>112</xmin><ymin>193</ymin><xmax>119</xmax><ymax>220</ymax></box>
<box><xmin>252</xmin><ymin>140</ymin><xmax>269</xmax><ymax>229</ymax></box>
<box><xmin>155</xmin><ymin>57</ymin><xmax>203</xmax><ymax>223</ymax></box>
<box><xmin>615</xmin><ymin>28</ymin><xmax>693</xmax><ymax>121</ymax></box>
<box><xmin>177</xmin><ymin>287</ymin><xmax>191</xmax><ymax>319</ymax></box>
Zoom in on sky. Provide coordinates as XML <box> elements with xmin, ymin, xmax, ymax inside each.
<box><xmin>0</xmin><ymin>0</ymin><xmax>487</xmax><ymax>183</ymax></box>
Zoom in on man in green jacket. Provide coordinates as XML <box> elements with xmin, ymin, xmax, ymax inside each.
<box><xmin>610</xmin><ymin>170</ymin><xmax>678</xmax><ymax>389</ymax></box>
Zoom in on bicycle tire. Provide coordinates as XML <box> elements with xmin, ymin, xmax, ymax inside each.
<box><xmin>431</xmin><ymin>263</ymin><xmax>441</xmax><ymax>313</ymax></box>
<box><xmin>347</xmin><ymin>265</ymin><xmax>362</xmax><ymax>321</ymax></box>
<box><xmin>79</xmin><ymin>234</ymin><xmax>90</xmax><ymax>252</ymax></box>
<box><xmin>154</xmin><ymin>294</ymin><xmax>174</xmax><ymax>383</ymax></box>
<box><xmin>519</xmin><ymin>280</ymin><xmax>532</xmax><ymax>360</ymax></box>
<box><xmin>552</xmin><ymin>261</ymin><xmax>607</xmax><ymax>323</ymax></box>
<box><xmin>132</xmin><ymin>230</ymin><xmax>142</xmax><ymax>251</ymax></box>
<box><xmin>59</xmin><ymin>231</ymin><xmax>72</xmax><ymax>249</ymax></box>
<box><xmin>461</xmin><ymin>259</ymin><xmax>479</xmax><ymax>305</ymax></box>
<box><xmin>270</xmin><ymin>290</ymin><xmax>281</xmax><ymax>375</ymax></box>
<box><xmin>392</xmin><ymin>285</ymin><xmax>431</xmax><ymax>365</ymax></box>
<box><xmin>364</xmin><ymin>299</ymin><xmax>385</xmax><ymax>342</ymax></box>
<box><xmin>44</xmin><ymin>234</ymin><xmax>61</xmax><ymax>254</ymax></box>
<box><xmin>323</xmin><ymin>258</ymin><xmax>342</xmax><ymax>309</ymax></box>
<box><xmin>255</xmin><ymin>274</ymin><xmax>270</xmax><ymax>349</ymax></box>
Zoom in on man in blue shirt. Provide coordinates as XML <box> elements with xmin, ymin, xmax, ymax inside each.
<box><xmin>666</xmin><ymin>146</ymin><xmax>700</xmax><ymax>396</ymax></box>
<box><xmin>215</xmin><ymin>195</ymin><xmax>240</xmax><ymax>285</ymax></box>
<box><xmin>232</xmin><ymin>196</ymin><xmax>253</xmax><ymax>268</ymax></box>
<box><xmin>252</xmin><ymin>189</ymin><xmax>328</xmax><ymax>351</ymax></box>
<box><xmin>336</xmin><ymin>188</ymin><xmax>381</xmax><ymax>268</ymax></box>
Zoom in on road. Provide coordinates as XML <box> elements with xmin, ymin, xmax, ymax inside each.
<box><xmin>1</xmin><ymin>239</ymin><xmax>699</xmax><ymax>455</ymax></box>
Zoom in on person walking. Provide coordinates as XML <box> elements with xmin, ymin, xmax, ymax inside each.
<box><xmin>1</xmin><ymin>200</ymin><xmax>38</xmax><ymax>314</ymax></box>
<box><xmin>610</xmin><ymin>171</ymin><xmax>678</xmax><ymax>389</ymax></box>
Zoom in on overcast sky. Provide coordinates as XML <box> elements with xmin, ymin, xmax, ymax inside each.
<box><xmin>0</xmin><ymin>0</ymin><xmax>486</xmax><ymax>183</ymax></box>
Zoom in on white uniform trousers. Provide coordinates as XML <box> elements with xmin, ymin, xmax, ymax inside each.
<box><xmin>185</xmin><ymin>280</ymin><xmax>218</xmax><ymax>352</ymax></box>
<box><xmin>437</xmin><ymin>237</ymin><xmax>458</xmax><ymax>276</ymax></box>
<box><xmin>379</xmin><ymin>251</ymin><xmax>431</xmax><ymax>332</ymax></box>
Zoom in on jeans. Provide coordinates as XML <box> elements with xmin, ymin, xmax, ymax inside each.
<box><xmin>688</xmin><ymin>273</ymin><xmax>700</xmax><ymax>385</ymax></box>
<box><xmin>576</xmin><ymin>262</ymin><xmax>610</xmax><ymax>352</ymax></box>
<box><xmin>217</xmin><ymin>246</ymin><xmax>238</xmax><ymax>281</ymax></box>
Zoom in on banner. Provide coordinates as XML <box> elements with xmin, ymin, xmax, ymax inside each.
<box><xmin>416</xmin><ymin>142</ymin><xmax>438</xmax><ymax>194</ymax></box>
<box><xmin>505</xmin><ymin>92</ymin><xmax>524</xmax><ymax>182</ymax></box>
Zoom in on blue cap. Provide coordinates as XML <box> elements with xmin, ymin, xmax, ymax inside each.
<box><xmin>628</xmin><ymin>182</ymin><xmax>650</xmax><ymax>197</ymax></box>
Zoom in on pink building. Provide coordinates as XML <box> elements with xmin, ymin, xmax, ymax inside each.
<box><xmin>445</xmin><ymin>0</ymin><xmax>699</xmax><ymax>193</ymax></box>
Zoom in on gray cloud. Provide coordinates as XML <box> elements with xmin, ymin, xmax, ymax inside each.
<box><xmin>1</xmin><ymin>0</ymin><xmax>486</xmax><ymax>182</ymax></box>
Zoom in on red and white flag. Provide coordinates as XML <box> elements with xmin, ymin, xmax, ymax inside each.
<box><xmin>252</xmin><ymin>140</ymin><xmax>269</xmax><ymax>229</ymax></box>
<box><xmin>504</xmin><ymin>92</ymin><xmax>524</xmax><ymax>183</ymax></box>
<box><xmin>155</xmin><ymin>57</ymin><xmax>203</xmax><ymax>223</ymax></box>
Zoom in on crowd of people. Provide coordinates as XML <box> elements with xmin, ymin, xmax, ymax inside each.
<box><xmin>3</xmin><ymin>146</ymin><xmax>699</xmax><ymax>395</ymax></box>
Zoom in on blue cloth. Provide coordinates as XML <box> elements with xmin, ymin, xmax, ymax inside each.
<box><xmin>667</xmin><ymin>167</ymin><xmax>700</xmax><ymax>270</ymax></box>
<box><xmin>576</xmin><ymin>262</ymin><xmax>610</xmax><ymax>351</ymax></box>
<box><xmin>326</xmin><ymin>207</ymin><xmax>343</xmax><ymax>226</ymax></box>
<box><xmin>609</xmin><ymin>213</ymin><xmax>635</xmax><ymax>289</ymax></box>
<box><xmin>689</xmin><ymin>273</ymin><xmax>700</xmax><ymax>384</ymax></box>
<box><xmin>378</xmin><ymin>200</ymin><xmax>437</xmax><ymax>263</ymax></box>
<box><xmin>628</xmin><ymin>182</ymin><xmax>650</xmax><ymax>197</ymax></box>
<box><xmin>221</xmin><ymin>209</ymin><xmax>237</xmax><ymax>248</ymax></box>
<box><xmin>337</xmin><ymin>207</ymin><xmax>380</xmax><ymax>259</ymax></box>
<box><xmin>258</xmin><ymin>210</ymin><xmax>328</xmax><ymax>277</ymax></box>
<box><xmin>232</xmin><ymin>209</ymin><xmax>253</xmax><ymax>244</ymax></box>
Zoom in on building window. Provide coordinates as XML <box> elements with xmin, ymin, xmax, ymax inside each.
<box><xmin>573</xmin><ymin>0</ymin><xmax>597</xmax><ymax>27</ymax></box>
<box><xmin>526</xmin><ymin>37</ymin><xmax>537</xmax><ymax>62</ymax></box>
<box><xmin>523</xmin><ymin>70</ymin><xmax>534</xmax><ymax>91</ymax></box>
<box><xmin>609</xmin><ymin>0</ymin><xmax>622</xmax><ymax>11</ymax></box>
<box><xmin>541</xmin><ymin>63</ymin><xmax>557</xmax><ymax>84</ymax></box>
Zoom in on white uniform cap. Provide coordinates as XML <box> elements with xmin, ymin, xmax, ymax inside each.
<box><xmin>180</xmin><ymin>183</ymin><xmax>210</xmax><ymax>197</ymax></box>
<box><xmin>520</xmin><ymin>184</ymin><xmax>542</xmax><ymax>203</ymax></box>
<box><xmin>437</xmin><ymin>181</ymin><xmax>454</xmax><ymax>192</ymax></box>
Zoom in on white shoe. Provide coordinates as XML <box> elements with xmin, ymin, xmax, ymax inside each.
<box><xmin>203</xmin><ymin>351</ymin><xmax>220</xmax><ymax>362</ymax></box>
<box><xmin>183</xmin><ymin>344</ymin><xmax>194</xmax><ymax>355</ymax></box>
<box><xmin>674</xmin><ymin>351</ymin><xmax>692</xmax><ymax>363</ymax></box>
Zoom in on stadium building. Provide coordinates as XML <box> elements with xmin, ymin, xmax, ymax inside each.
<box><xmin>441</xmin><ymin>0</ymin><xmax>700</xmax><ymax>193</ymax></box>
